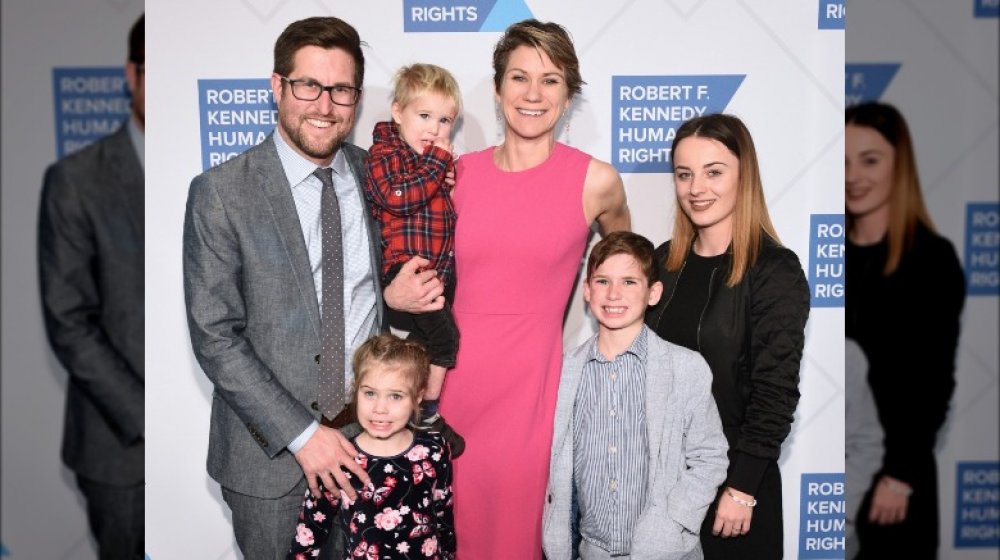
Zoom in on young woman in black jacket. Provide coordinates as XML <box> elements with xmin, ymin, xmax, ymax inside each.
<box><xmin>645</xmin><ymin>113</ymin><xmax>810</xmax><ymax>560</ymax></box>
<box><xmin>845</xmin><ymin>102</ymin><xmax>964</xmax><ymax>559</ymax></box>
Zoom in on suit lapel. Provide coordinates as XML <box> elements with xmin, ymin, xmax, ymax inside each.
<box><xmin>552</xmin><ymin>341</ymin><xmax>589</xmax><ymax>463</ymax></box>
<box><xmin>106</xmin><ymin>125</ymin><xmax>144</xmax><ymax>239</ymax></box>
<box><xmin>254</xmin><ymin>135</ymin><xmax>322</xmax><ymax>339</ymax></box>
<box><xmin>644</xmin><ymin>336</ymin><xmax>673</xmax><ymax>490</ymax></box>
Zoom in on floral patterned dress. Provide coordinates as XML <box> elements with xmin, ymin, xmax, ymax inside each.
<box><xmin>287</xmin><ymin>432</ymin><xmax>454</xmax><ymax>560</ymax></box>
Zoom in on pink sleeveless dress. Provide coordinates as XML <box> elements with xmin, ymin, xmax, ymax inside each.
<box><xmin>440</xmin><ymin>143</ymin><xmax>591</xmax><ymax>558</ymax></box>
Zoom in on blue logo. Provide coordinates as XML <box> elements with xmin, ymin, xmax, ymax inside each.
<box><xmin>966</xmin><ymin>202</ymin><xmax>1000</xmax><ymax>296</ymax></box>
<box><xmin>819</xmin><ymin>0</ymin><xmax>845</xmax><ymax>29</ymax></box>
<box><xmin>52</xmin><ymin>67</ymin><xmax>131</xmax><ymax>158</ymax></box>
<box><xmin>808</xmin><ymin>215</ymin><xmax>845</xmax><ymax>307</ymax></box>
<box><xmin>403</xmin><ymin>0</ymin><xmax>533</xmax><ymax>32</ymax></box>
<box><xmin>799</xmin><ymin>473</ymin><xmax>846</xmax><ymax>558</ymax></box>
<box><xmin>975</xmin><ymin>0</ymin><xmax>999</xmax><ymax>18</ymax></box>
<box><xmin>845</xmin><ymin>63</ymin><xmax>900</xmax><ymax>106</ymax></box>
<box><xmin>611</xmin><ymin>75</ymin><xmax>745</xmax><ymax>174</ymax></box>
<box><xmin>954</xmin><ymin>461</ymin><xmax>999</xmax><ymax>547</ymax></box>
<box><xmin>198</xmin><ymin>79</ymin><xmax>277</xmax><ymax>171</ymax></box>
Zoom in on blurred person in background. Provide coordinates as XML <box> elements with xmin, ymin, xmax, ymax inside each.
<box><xmin>845</xmin><ymin>101</ymin><xmax>965</xmax><ymax>559</ymax></box>
<box><xmin>844</xmin><ymin>337</ymin><xmax>883</xmax><ymax>559</ymax></box>
<box><xmin>37</xmin><ymin>13</ymin><xmax>145</xmax><ymax>559</ymax></box>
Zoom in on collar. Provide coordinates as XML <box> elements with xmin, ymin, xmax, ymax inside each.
<box><xmin>127</xmin><ymin>116</ymin><xmax>144</xmax><ymax>170</ymax></box>
<box><xmin>273</xmin><ymin>128</ymin><xmax>350</xmax><ymax>188</ymax></box>
<box><xmin>586</xmin><ymin>325</ymin><xmax>649</xmax><ymax>364</ymax></box>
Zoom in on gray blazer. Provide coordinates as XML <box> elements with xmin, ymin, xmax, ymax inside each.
<box><xmin>38</xmin><ymin>124</ymin><xmax>145</xmax><ymax>485</ymax></box>
<box><xmin>183</xmin><ymin>134</ymin><xmax>385</xmax><ymax>498</ymax></box>
<box><xmin>543</xmin><ymin>328</ymin><xmax>729</xmax><ymax>560</ymax></box>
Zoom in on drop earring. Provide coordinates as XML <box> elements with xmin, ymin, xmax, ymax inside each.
<box><xmin>495</xmin><ymin>102</ymin><xmax>504</xmax><ymax>144</ymax></box>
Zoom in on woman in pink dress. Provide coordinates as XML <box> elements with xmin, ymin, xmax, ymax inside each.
<box><xmin>439</xmin><ymin>19</ymin><xmax>630</xmax><ymax>558</ymax></box>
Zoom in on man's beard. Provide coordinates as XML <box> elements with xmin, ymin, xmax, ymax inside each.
<box><xmin>279</xmin><ymin>108</ymin><xmax>345</xmax><ymax>160</ymax></box>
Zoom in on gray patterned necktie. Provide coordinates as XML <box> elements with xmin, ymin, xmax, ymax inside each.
<box><xmin>314</xmin><ymin>167</ymin><xmax>345</xmax><ymax>419</ymax></box>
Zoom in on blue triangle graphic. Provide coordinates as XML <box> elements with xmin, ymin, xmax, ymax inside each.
<box><xmin>480</xmin><ymin>0</ymin><xmax>534</xmax><ymax>31</ymax></box>
<box><xmin>845</xmin><ymin>63</ymin><xmax>900</xmax><ymax>106</ymax></box>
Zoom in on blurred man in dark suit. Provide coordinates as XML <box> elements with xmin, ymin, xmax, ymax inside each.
<box><xmin>37</xmin><ymin>13</ymin><xmax>144</xmax><ymax>559</ymax></box>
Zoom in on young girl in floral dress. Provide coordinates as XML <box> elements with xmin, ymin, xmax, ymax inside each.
<box><xmin>286</xmin><ymin>334</ymin><xmax>454</xmax><ymax>560</ymax></box>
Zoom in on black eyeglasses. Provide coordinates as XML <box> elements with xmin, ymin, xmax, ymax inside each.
<box><xmin>280</xmin><ymin>76</ymin><xmax>360</xmax><ymax>106</ymax></box>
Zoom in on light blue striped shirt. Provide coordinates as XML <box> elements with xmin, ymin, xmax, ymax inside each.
<box><xmin>574</xmin><ymin>326</ymin><xmax>650</xmax><ymax>555</ymax></box>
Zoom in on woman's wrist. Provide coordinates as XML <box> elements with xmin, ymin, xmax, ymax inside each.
<box><xmin>880</xmin><ymin>476</ymin><xmax>913</xmax><ymax>496</ymax></box>
<box><xmin>726</xmin><ymin>487</ymin><xmax>757</xmax><ymax>508</ymax></box>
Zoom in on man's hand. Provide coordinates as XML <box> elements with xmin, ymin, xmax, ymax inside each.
<box><xmin>384</xmin><ymin>256</ymin><xmax>445</xmax><ymax>313</ymax></box>
<box><xmin>293</xmin><ymin>426</ymin><xmax>370</xmax><ymax>500</ymax></box>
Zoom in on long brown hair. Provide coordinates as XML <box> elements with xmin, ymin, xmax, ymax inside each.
<box><xmin>665</xmin><ymin>113</ymin><xmax>780</xmax><ymax>286</ymax></box>
<box><xmin>846</xmin><ymin>102</ymin><xmax>935</xmax><ymax>275</ymax></box>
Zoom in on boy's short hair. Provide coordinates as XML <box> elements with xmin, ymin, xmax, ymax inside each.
<box><xmin>586</xmin><ymin>231</ymin><xmax>659</xmax><ymax>285</ymax></box>
<box><xmin>351</xmin><ymin>333</ymin><xmax>431</xmax><ymax>411</ymax></box>
<box><xmin>393</xmin><ymin>63</ymin><xmax>463</xmax><ymax>114</ymax></box>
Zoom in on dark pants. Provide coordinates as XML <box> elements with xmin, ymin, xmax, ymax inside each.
<box><xmin>75</xmin><ymin>475</ymin><xmax>144</xmax><ymax>560</ymax></box>
<box><xmin>700</xmin><ymin>460</ymin><xmax>784</xmax><ymax>560</ymax></box>
<box><xmin>223</xmin><ymin>478</ymin><xmax>343</xmax><ymax>560</ymax></box>
<box><xmin>385</xmin><ymin>262</ymin><xmax>459</xmax><ymax>367</ymax></box>
<box><xmin>856</xmin><ymin>460</ymin><xmax>939</xmax><ymax>560</ymax></box>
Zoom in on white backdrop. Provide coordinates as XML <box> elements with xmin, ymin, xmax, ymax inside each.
<box><xmin>146</xmin><ymin>2</ymin><xmax>844</xmax><ymax>558</ymax></box>
<box><xmin>0</xmin><ymin>1</ymin><xmax>144</xmax><ymax>559</ymax></box>
<box><xmin>848</xmin><ymin>1</ymin><xmax>999</xmax><ymax>558</ymax></box>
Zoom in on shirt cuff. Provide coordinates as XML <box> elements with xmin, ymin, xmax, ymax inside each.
<box><xmin>726</xmin><ymin>451</ymin><xmax>771</xmax><ymax>496</ymax></box>
<box><xmin>287</xmin><ymin>420</ymin><xmax>320</xmax><ymax>455</ymax></box>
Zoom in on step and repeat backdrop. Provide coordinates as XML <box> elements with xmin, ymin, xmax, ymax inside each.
<box><xmin>847</xmin><ymin>1</ymin><xmax>999</xmax><ymax>558</ymax></box>
<box><xmin>4</xmin><ymin>0</ymin><xmax>848</xmax><ymax>558</ymax></box>
<box><xmin>145</xmin><ymin>1</ymin><xmax>845</xmax><ymax>558</ymax></box>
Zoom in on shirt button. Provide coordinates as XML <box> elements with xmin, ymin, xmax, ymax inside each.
<box><xmin>314</xmin><ymin>354</ymin><xmax>321</xmax><ymax>364</ymax></box>
<box><xmin>609</xmin><ymin>479</ymin><xmax>618</xmax><ymax>491</ymax></box>
<box><xmin>394</xmin><ymin>189</ymin><xmax>403</xmax><ymax>196</ymax></box>
<box><xmin>609</xmin><ymin>445</ymin><xmax>617</xmax><ymax>454</ymax></box>
<box><xmin>611</xmin><ymin>371</ymin><xmax>617</xmax><ymax>381</ymax></box>
<box><xmin>609</xmin><ymin>409</ymin><xmax>616</xmax><ymax>417</ymax></box>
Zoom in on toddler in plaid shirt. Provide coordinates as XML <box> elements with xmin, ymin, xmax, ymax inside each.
<box><xmin>363</xmin><ymin>63</ymin><xmax>464</xmax><ymax>457</ymax></box>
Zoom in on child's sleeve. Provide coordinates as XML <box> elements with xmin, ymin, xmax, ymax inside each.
<box><xmin>432</xmin><ymin>440</ymin><xmax>457</xmax><ymax>559</ymax></box>
<box><xmin>664</xmin><ymin>355</ymin><xmax>730</xmax><ymax>534</ymax></box>
<box><xmin>286</xmin><ymin>483</ymin><xmax>342</xmax><ymax>559</ymax></box>
<box><xmin>365</xmin><ymin>143</ymin><xmax>452</xmax><ymax>216</ymax></box>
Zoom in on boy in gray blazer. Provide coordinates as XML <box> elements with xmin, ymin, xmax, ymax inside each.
<box><xmin>543</xmin><ymin>231</ymin><xmax>729</xmax><ymax>560</ymax></box>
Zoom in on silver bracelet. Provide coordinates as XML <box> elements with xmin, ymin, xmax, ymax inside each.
<box><xmin>727</xmin><ymin>489</ymin><xmax>757</xmax><ymax>508</ymax></box>
<box><xmin>882</xmin><ymin>478</ymin><xmax>913</xmax><ymax>496</ymax></box>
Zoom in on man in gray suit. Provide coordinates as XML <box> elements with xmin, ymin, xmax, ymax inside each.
<box><xmin>37</xmin><ymin>13</ymin><xmax>145</xmax><ymax>560</ymax></box>
<box><xmin>183</xmin><ymin>16</ymin><xmax>443</xmax><ymax>558</ymax></box>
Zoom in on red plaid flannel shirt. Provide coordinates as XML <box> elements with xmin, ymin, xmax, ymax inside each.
<box><xmin>364</xmin><ymin>121</ymin><xmax>456</xmax><ymax>285</ymax></box>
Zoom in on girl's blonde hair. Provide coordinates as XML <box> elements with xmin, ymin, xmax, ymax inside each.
<box><xmin>351</xmin><ymin>333</ymin><xmax>430</xmax><ymax>422</ymax></box>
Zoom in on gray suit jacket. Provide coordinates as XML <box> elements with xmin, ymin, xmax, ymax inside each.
<box><xmin>543</xmin><ymin>328</ymin><xmax>729</xmax><ymax>560</ymax></box>
<box><xmin>183</xmin><ymin>134</ymin><xmax>385</xmax><ymax>498</ymax></box>
<box><xmin>38</xmin><ymin>123</ymin><xmax>145</xmax><ymax>485</ymax></box>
